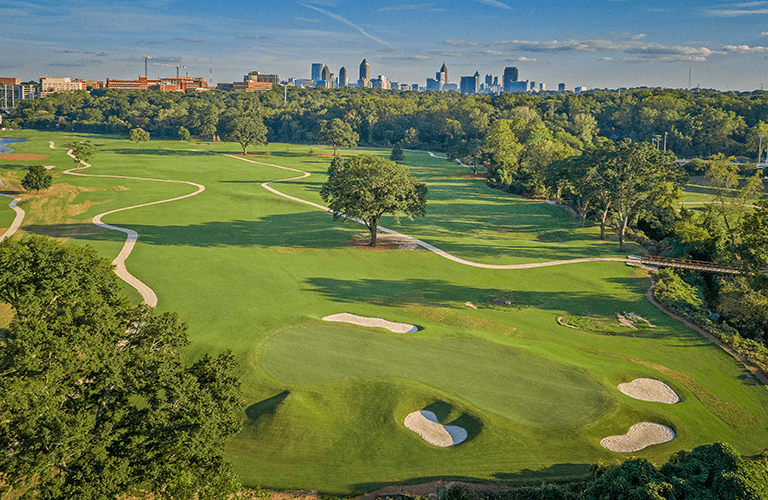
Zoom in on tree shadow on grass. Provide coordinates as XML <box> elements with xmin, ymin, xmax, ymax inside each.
<box><xmin>23</xmin><ymin>212</ymin><xmax>351</xmax><ymax>249</ymax></box>
<box><xmin>109</xmin><ymin>148</ymin><xmax>214</xmax><ymax>157</ymax></box>
<box><xmin>351</xmin><ymin>462</ymin><xmax>590</xmax><ymax>495</ymax></box>
<box><xmin>422</xmin><ymin>400</ymin><xmax>483</xmax><ymax>445</ymax></box>
<box><xmin>245</xmin><ymin>390</ymin><xmax>290</xmax><ymax>421</ymax></box>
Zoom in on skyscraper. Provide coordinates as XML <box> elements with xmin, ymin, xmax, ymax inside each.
<box><xmin>311</xmin><ymin>63</ymin><xmax>322</xmax><ymax>82</ymax></box>
<box><xmin>339</xmin><ymin>67</ymin><xmax>348</xmax><ymax>87</ymax></box>
<box><xmin>503</xmin><ymin>67</ymin><xmax>518</xmax><ymax>93</ymax></box>
<box><xmin>321</xmin><ymin>65</ymin><xmax>331</xmax><ymax>82</ymax></box>
<box><xmin>437</xmin><ymin>62</ymin><xmax>448</xmax><ymax>88</ymax></box>
<box><xmin>359</xmin><ymin>58</ymin><xmax>371</xmax><ymax>87</ymax></box>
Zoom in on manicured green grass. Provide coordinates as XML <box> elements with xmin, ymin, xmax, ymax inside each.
<box><xmin>2</xmin><ymin>131</ymin><xmax>767</xmax><ymax>494</ymax></box>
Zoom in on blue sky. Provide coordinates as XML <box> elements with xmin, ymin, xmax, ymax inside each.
<box><xmin>2</xmin><ymin>0</ymin><xmax>767</xmax><ymax>91</ymax></box>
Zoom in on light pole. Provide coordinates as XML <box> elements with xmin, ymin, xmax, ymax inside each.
<box><xmin>663</xmin><ymin>131</ymin><xmax>668</xmax><ymax>151</ymax></box>
<box><xmin>759</xmin><ymin>134</ymin><xmax>764</xmax><ymax>166</ymax></box>
<box><xmin>654</xmin><ymin>135</ymin><xmax>662</xmax><ymax>150</ymax></box>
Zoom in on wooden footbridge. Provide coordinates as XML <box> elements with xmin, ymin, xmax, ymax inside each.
<box><xmin>627</xmin><ymin>255</ymin><xmax>742</xmax><ymax>274</ymax></box>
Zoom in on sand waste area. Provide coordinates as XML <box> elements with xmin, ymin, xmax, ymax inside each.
<box><xmin>404</xmin><ymin>411</ymin><xmax>468</xmax><ymax>447</ymax></box>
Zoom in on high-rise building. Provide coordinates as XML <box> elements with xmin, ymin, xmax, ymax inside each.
<box><xmin>558</xmin><ymin>83</ymin><xmax>567</xmax><ymax>92</ymax></box>
<box><xmin>321</xmin><ymin>65</ymin><xmax>331</xmax><ymax>82</ymax></box>
<box><xmin>311</xmin><ymin>63</ymin><xmax>322</xmax><ymax>82</ymax></box>
<box><xmin>339</xmin><ymin>67</ymin><xmax>348</xmax><ymax>87</ymax></box>
<box><xmin>426</xmin><ymin>78</ymin><xmax>439</xmax><ymax>91</ymax></box>
<box><xmin>371</xmin><ymin>75</ymin><xmax>390</xmax><ymax>90</ymax></box>
<box><xmin>485</xmin><ymin>74</ymin><xmax>493</xmax><ymax>87</ymax></box>
<box><xmin>460</xmin><ymin>72</ymin><xmax>480</xmax><ymax>94</ymax></box>
<box><xmin>437</xmin><ymin>63</ymin><xmax>448</xmax><ymax>87</ymax></box>
<box><xmin>502</xmin><ymin>67</ymin><xmax>518</xmax><ymax>93</ymax></box>
<box><xmin>358</xmin><ymin>59</ymin><xmax>371</xmax><ymax>87</ymax></box>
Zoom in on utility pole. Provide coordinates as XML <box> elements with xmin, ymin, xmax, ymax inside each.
<box><xmin>664</xmin><ymin>131</ymin><xmax>668</xmax><ymax>151</ymax></box>
<box><xmin>758</xmin><ymin>134</ymin><xmax>764</xmax><ymax>166</ymax></box>
<box><xmin>143</xmin><ymin>55</ymin><xmax>152</xmax><ymax>77</ymax></box>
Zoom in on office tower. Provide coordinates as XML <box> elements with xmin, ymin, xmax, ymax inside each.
<box><xmin>558</xmin><ymin>83</ymin><xmax>567</xmax><ymax>92</ymax></box>
<box><xmin>359</xmin><ymin>58</ymin><xmax>371</xmax><ymax>83</ymax></box>
<box><xmin>503</xmin><ymin>67</ymin><xmax>518</xmax><ymax>93</ymax></box>
<box><xmin>460</xmin><ymin>72</ymin><xmax>480</xmax><ymax>94</ymax></box>
<box><xmin>485</xmin><ymin>74</ymin><xmax>493</xmax><ymax>87</ymax></box>
<box><xmin>437</xmin><ymin>62</ymin><xmax>448</xmax><ymax>88</ymax></box>
<box><xmin>321</xmin><ymin>65</ymin><xmax>331</xmax><ymax>82</ymax></box>
<box><xmin>339</xmin><ymin>67</ymin><xmax>348</xmax><ymax>87</ymax></box>
<box><xmin>311</xmin><ymin>63</ymin><xmax>322</xmax><ymax>82</ymax></box>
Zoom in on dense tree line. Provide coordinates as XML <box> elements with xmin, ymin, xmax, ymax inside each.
<box><xmin>441</xmin><ymin>443</ymin><xmax>768</xmax><ymax>500</ymax></box>
<box><xmin>8</xmin><ymin>87</ymin><xmax>768</xmax><ymax>159</ymax></box>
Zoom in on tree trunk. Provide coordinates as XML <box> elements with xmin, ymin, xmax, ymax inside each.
<box><xmin>333</xmin><ymin>144</ymin><xmax>338</xmax><ymax>156</ymax></box>
<box><xmin>599</xmin><ymin>203</ymin><xmax>611</xmax><ymax>240</ymax></box>
<box><xmin>619</xmin><ymin>213</ymin><xmax>630</xmax><ymax>252</ymax></box>
<box><xmin>368</xmin><ymin>215</ymin><xmax>380</xmax><ymax>247</ymax></box>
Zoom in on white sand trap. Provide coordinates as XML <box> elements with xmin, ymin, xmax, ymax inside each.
<box><xmin>322</xmin><ymin>313</ymin><xmax>417</xmax><ymax>333</ymax></box>
<box><xmin>404</xmin><ymin>410</ymin><xmax>468</xmax><ymax>447</ymax></box>
<box><xmin>44</xmin><ymin>165</ymin><xmax>56</xmax><ymax>170</ymax></box>
<box><xmin>616</xmin><ymin>313</ymin><xmax>637</xmax><ymax>329</ymax></box>
<box><xmin>464</xmin><ymin>301</ymin><xmax>477</xmax><ymax>309</ymax></box>
<box><xmin>618</xmin><ymin>378</ymin><xmax>680</xmax><ymax>404</ymax></box>
<box><xmin>601</xmin><ymin>422</ymin><xmax>675</xmax><ymax>452</ymax></box>
<box><xmin>625</xmin><ymin>312</ymin><xmax>656</xmax><ymax>327</ymax></box>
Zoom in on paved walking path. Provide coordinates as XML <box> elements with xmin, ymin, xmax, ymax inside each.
<box><xmin>53</xmin><ymin>140</ymin><xmax>206</xmax><ymax>307</ymax></box>
<box><xmin>226</xmin><ymin>154</ymin><xmax>629</xmax><ymax>270</ymax></box>
<box><xmin>0</xmin><ymin>193</ymin><xmax>24</xmax><ymax>242</ymax></box>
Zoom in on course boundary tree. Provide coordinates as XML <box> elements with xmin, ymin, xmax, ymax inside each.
<box><xmin>129</xmin><ymin>127</ymin><xmax>150</xmax><ymax>147</ymax></box>
<box><xmin>65</xmin><ymin>140</ymin><xmax>97</xmax><ymax>170</ymax></box>
<box><xmin>20</xmin><ymin>165</ymin><xmax>52</xmax><ymax>193</ymax></box>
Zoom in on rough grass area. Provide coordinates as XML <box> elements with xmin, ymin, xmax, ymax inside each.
<box><xmin>2</xmin><ymin>131</ymin><xmax>767</xmax><ymax>494</ymax></box>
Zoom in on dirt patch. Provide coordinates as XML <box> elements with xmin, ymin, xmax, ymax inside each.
<box><xmin>0</xmin><ymin>154</ymin><xmax>50</xmax><ymax>161</ymax></box>
<box><xmin>349</xmin><ymin>233</ymin><xmax>419</xmax><ymax>251</ymax></box>
<box><xmin>457</xmin><ymin>173</ymin><xmax>487</xmax><ymax>181</ymax></box>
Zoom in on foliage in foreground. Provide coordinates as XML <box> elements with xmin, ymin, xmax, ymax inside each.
<box><xmin>0</xmin><ymin>237</ymin><xmax>243</xmax><ymax>500</ymax></box>
<box><xmin>437</xmin><ymin>443</ymin><xmax>768</xmax><ymax>500</ymax></box>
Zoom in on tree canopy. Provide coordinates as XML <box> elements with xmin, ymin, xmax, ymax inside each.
<box><xmin>318</xmin><ymin>118</ymin><xmax>358</xmax><ymax>155</ymax></box>
<box><xmin>320</xmin><ymin>154</ymin><xmax>427</xmax><ymax>246</ymax></box>
<box><xmin>20</xmin><ymin>165</ymin><xmax>52</xmax><ymax>193</ymax></box>
<box><xmin>0</xmin><ymin>237</ymin><xmax>243</xmax><ymax>500</ymax></box>
<box><xmin>129</xmin><ymin>127</ymin><xmax>150</xmax><ymax>147</ymax></box>
<box><xmin>230</xmin><ymin>114</ymin><xmax>268</xmax><ymax>154</ymax></box>
<box><xmin>64</xmin><ymin>140</ymin><xmax>97</xmax><ymax>170</ymax></box>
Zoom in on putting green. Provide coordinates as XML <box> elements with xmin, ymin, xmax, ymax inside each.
<box><xmin>263</xmin><ymin>323</ymin><xmax>609</xmax><ymax>427</ymax></box>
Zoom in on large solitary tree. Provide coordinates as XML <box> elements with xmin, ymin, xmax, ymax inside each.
<box><xmin>318</xmin><ymin>118</ymin><xmax>358</xmax><ymax>155</ymax></box>
<box><xmin>231</xmin><ymin>115</ymin><xmax>268</xmax><ymax>154</ymax></box>
<box><xmin>65</xmin><ymin>140</ymin><xmax>97</xmax><ymax>170</ymax></box>
<box><xmin>0</xmin><ymin>237</ymin><xmax>243</xmax><ymax>500</ymax></box>
<box><xmin>20</xmin><ymin>164</ymin><xmax>52</xmax><ymax>193</ymax></box>
<box><xmin>320</xmin><ymin>155</ymin><xmax>427</xmax><ymax>246</ymax></box>
<box><xmin>129</xmin><ymin>127</ymin><xmax>150</xmax><ymax>147</ymax></box>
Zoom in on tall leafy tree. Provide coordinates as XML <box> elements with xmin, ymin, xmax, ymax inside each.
<box><xmin>705</xmin><ymin>154</ymin><xmax>764</xmax><ymax>246</ymax></box>
<box><xmin>231</xmin><ymin>115</ymin><xmax>268</xmax><ymax>154</ymax></box>
<box><xmin>65</xmin><ymin>140</ymin><xmax>97</xmax><ymax>170</ymax></box>
<box><xmin>129</xmin><ymin>127</ymin><xmax>150</xmax><ymax>147</ymax></box>
<box><xmin>0</xmin><ymin>237</ymin><xmax>242</xmax><ymax>500</ymax></box>
<box><xmin>20</xmin><ymin>165</ymin><xmax>53</xmax><ymax>193</ymax></box>
<box><xmin>599</xmin><ymin>140</ymin><xmax>685</xmax><ymax>251</ymax></box>
<box><xmin>318</xmin><ymin>118</ymin><xmax>358</xmax><ymax>155</ymax></box>
<box><xmin>320</xmin><ymin>154</ymin><xmax>427</xmax><ymax>246</ymax></box>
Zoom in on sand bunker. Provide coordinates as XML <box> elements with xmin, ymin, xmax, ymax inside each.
<box><xmin>618</xmin><ymin>378</ymin><xmax>680</xmax><ymax>404</ymax></box>
<box><xmin>404</xmin><ymin>410</ymin><xmax>468</xmax><ymax>447</ymax></box>
<box><xmin>322</xmin><ymin>313</ymin><xmax>418</xmax><ymax>333</ymax></box>
<box><xmin>601</xmin><ymin>422</ymin><xmax>675</xmax><ymax>452</ymax></box>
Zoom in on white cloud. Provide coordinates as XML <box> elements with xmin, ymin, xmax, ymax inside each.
<box><xmin>442</xmin><ymin>39</ymin><xmax>479</xmax><ymax>47</ymax></box>
<box><xmin>475</xmin><ymin>0</ymin><xmax>513</xmax><ymax>10</ymax></box>
<box><xmin>376</xmin><ymin>3</ymin><xmax>434</xmax><ymax>11</ymax></box>
<box><xmin>722</xmin><ymin>44</ymin><xmax>768</xmax><ymax>53</ymax></box>
<box><xmin>704</xmin><ymin>1</ymin><xmax>768</xmax><ymax>16</ymax></box>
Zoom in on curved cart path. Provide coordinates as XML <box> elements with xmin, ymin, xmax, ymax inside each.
<box><xmin>0</xmin><ymin>193</ymin><xmax>24</xmax><ymax>242</ymax></box>
<box><xmin>53</xmin><ymin>141</ymin><xmax>205</xmax><ymax>307</ymax></box>
<box><xmin>225</xmin><ymin>154</ymin><xmax>629</xmax><ymax>270</ymax></box>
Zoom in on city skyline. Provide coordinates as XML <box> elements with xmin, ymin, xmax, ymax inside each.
<box><xmin>2</xmin><ymin>0</ymin><xmax>768</xmax><ymax>91</ymax></box>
